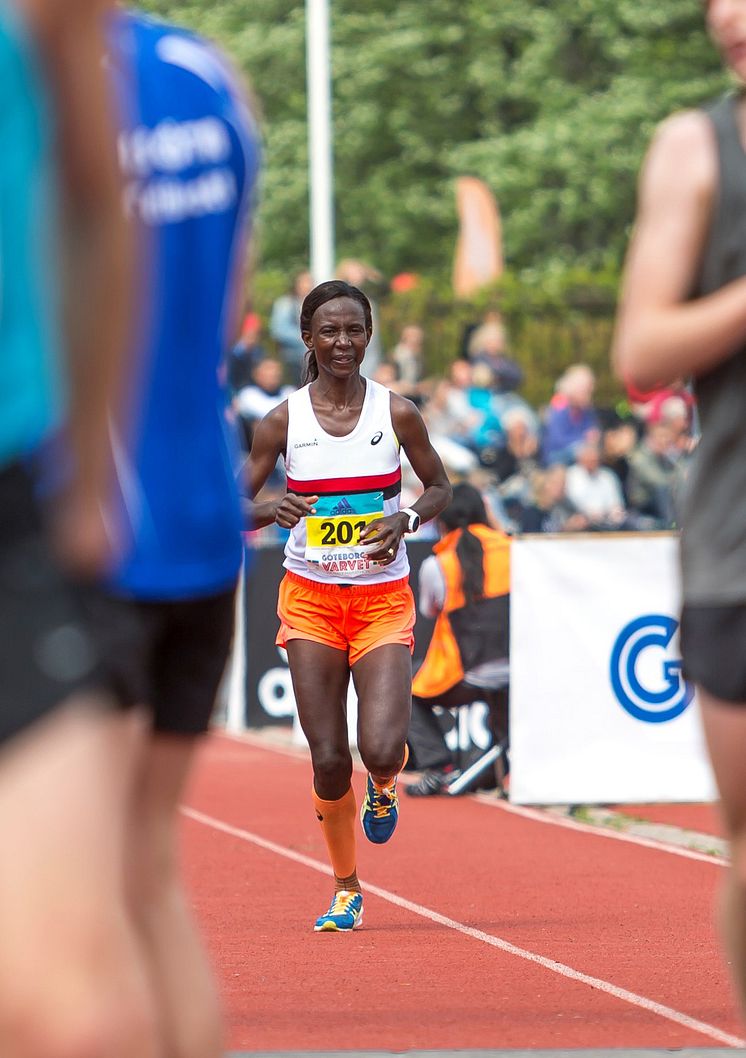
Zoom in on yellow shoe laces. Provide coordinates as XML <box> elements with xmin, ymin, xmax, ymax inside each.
<box><xmin>330</xmin><ymin>890</ymin><xmax>359</xmax><ymax>915</ymax></box>
<box><xmin>369</xmin><ymin>782</ymin><xmax>398</xmax><ymax>818</ymax></box>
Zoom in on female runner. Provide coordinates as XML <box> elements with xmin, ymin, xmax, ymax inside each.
<box><xmin>248</xmin><ymin>280</ymin><xmax>451</xmax><ymax>930</ymax></box>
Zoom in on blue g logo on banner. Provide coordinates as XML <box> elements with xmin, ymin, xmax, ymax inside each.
<box><xmin>610</xmin><ymin>614</ymin><xmax>694</xmax><ymax>723</ymax></box>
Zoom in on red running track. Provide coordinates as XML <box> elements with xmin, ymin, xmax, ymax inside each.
<box><xmin>615</xmin><ymin>802</ymin><xmax>724</xmax><ymax>837</ymax></box>
<box><xmin>181</xmin><ymin>732</ymin><xmax>742</xmax><ymax>1053</ymax></box>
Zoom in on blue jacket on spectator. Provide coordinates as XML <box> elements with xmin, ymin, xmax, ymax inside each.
<box><xmin>542</xmin><ymin>404</ymin><xmax>599</xmax><ymax>465</ymax></box>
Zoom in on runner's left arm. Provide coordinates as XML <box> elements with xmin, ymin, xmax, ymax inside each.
<box><xmin>30</xmin><ymin>0</ymin><xmax>134</xmax><ymax>574</ymax></box>
<box><xmin>359</xmin><ymin>395</ymin><xmax>451</xmax><ymax>561</ymax></box>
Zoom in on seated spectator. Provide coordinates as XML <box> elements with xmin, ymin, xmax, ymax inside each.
<box><xmin>491</xmin><ymin>407</ymin><xmax>540</xmax><ymax>485</ymax></box>
<box><xmin>518</xmin><ymin>465</ymin><xmax>589</xmax><ymax>533</ymax></box>
<box><xmin>445</xmin><ymin>359</ymin><xmax>480</xmax><ymax>426</ymax></box>
<box><xmin>657</xmin><ymin>394</ymin><xmax>694</xmax><ymax>457</ymax></box>
<box><xmin>234</xmin><ymin>358</ymin><xmax>294</xmax><ymax>452</ymax></box>
<box><xmin>459</xmin><ymin>307</ymin><xmax>502</xmax><ymax>359</ymax></box>
<box><xmin>423</xmin><ymin>362</ymin><xmax>481</xmax><ymax>447</ymax></box>
<box><xmin>371</xmin><ymin>361</ymin><xmax>402</xmax><ymax>392</ymax></box>
<box><xmin>626</xmin><ymin>422</ymin><xmax>679</xmax><ymax>527</ymax></box>
<box><xmin>226</xmin><ymin>311</ymin><xmax>265</xmax><ymax>395</ymax></box>
<box><xmin>374</xmin><ymin>357</ymin><xmax>423</xmax><ymax>403</ymax></box>
<box><xmin>491</xmin><ymin>384</ymin><xmax>538</xmax><ymax>437</ymax></box>
<box><xmin>468</xmin><ymin>362</ymin><xmax>504</xmax><ymax>457</ymax></box>
<box><xmin>466</xmin><ymin>311</ymin><xmax>507</xmax><ymax>363</ymax></box>
<box><xmin>270</xmin><ymin>271</ymin><xmax>313</xmax><ymax>385</ymax></box>
<box><xmin>565</xmin><ymin>440</ymin><xmax>627</xmax><ymax>529</ymax></box>
<box><xmin>390</xmin><ymin>324</ymin><xmax>425</xmax><ymax>387</ymax></box>
<box><xmin>542</xmin><ymin>363</ymin><xmax>600</xmax><ymax>465</ymax></box>
<box><xmin>406</xmin><ymin>484</ymin><xmax>510</xmax><ymax>796</ymax></box>
<box><xmin>601</xmin><ymin>415</ymin><xmax>639</xmax><ymax>504</ymax></box>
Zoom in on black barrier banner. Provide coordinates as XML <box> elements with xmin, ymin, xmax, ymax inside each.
<box><xmin>243</xmin><ymin>541</ymin><xmax>436</xmax><ymax>728</ymax></box>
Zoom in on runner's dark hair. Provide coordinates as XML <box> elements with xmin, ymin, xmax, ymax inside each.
<box><xmin>299</xmin><ymin>280</ymin><xmax>372</xmax><ymax>385</ymax></box>
<box><xmin>439</xmin><ymin>483</ymin><xmax>491</xmax><ymax>604</ymax></box>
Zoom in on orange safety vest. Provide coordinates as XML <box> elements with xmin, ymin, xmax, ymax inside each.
<box><xmin>412</xmin><ymin>523</ymin><xmax>510</xmax><ymax>700</ymax></box>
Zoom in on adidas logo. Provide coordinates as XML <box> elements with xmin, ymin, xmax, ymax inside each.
<box><xmin>330</xmin><ymin>497</ymin><xmax>355</xmax><ymax>515</ymax></box>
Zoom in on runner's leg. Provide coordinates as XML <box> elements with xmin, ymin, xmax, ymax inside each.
<box><xmin>353</xmin><ymin>643</ymin><xmax>411</xmax><ymax>845</ymax></box>
<box><xmin>287</xmin><ymin>639</ymin><xmax>352</xmax><ymax>801</ymax></box>
<box><xmin>0</xmin><ymin>700</ymin><xmax>158</xmax><ymax>1058</ymax></box>
<box><xmin>126</xmin><ymin>733</ymin><xmax>221</xmax><ymax>1058</ymax></box>
<box><xmin>699</xmin><ymin>687</ymin><xmax>746</xmax><ymax>1015</ymax></box>
<box><xmin>287</xmin><ymin>640</ymin><xmax>362</xmax><ymax>921</ymax></box>
<box><xmin>353</xmin><ymin>643</ymin><xmax>412</xmax><ymax>781</ymax></box>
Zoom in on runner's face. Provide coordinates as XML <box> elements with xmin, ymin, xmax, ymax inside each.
<box><xmin>706</xmin><ymin>0</ymin><xmax>746</xmax><ymax>78</ymax></box>
<box><xmin>304</xmin><ymin>297</ymin><xmax>370</xmax><ymax>380</ymax></box>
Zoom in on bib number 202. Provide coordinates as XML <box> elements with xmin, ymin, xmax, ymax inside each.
<box><xmin>320</xmin><ymin>517</ymin><xmax>369</xmax><ymax>546</ymax></box>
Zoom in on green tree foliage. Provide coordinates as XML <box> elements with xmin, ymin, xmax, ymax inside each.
<box><xmin>135</xmin><ymin>0</ymin><xmax>726</xmax><ymax>280</ymax></box>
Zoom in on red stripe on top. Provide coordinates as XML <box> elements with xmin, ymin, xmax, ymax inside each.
<box><xmin>286</xmin><ymin>467</ymin><xmax>401</xmax><ymax>495</ymax></box>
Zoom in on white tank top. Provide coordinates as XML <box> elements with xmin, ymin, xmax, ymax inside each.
<box><xmin>283</xmin><ymin>379</ymin><xmax>409</xmax><ymax>584</ymax></box>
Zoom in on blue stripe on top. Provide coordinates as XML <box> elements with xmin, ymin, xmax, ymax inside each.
<box><xmin>0</xmin><ymin>4</ymin><xmax>61</xmax><ymax>469</ymax></box>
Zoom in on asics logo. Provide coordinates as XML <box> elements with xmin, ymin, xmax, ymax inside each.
<box><xmin>370</xmin><ymin>431</ymin><xmax>383</xmax><ymax>445</ymax></box>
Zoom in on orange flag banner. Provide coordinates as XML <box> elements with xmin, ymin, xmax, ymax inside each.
<box><xmin>452</xmin><ymin>176</ymin><xmax>504</xmax><ymax>298</ymax></box>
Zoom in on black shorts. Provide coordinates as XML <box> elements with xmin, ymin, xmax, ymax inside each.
<box><xmin>680</xmin><ymin>603</ymin><xmax>746</xmax><ymax>703</ymax></box>
<box><xmin>0</xmin><ymin>461</ymin><xmax>105</xmax><ymax>744</ymax></box>
<box><xmin>85</xmin><ymin>586</ymin><xmax>237</xmax><ymax>735</ymax></box>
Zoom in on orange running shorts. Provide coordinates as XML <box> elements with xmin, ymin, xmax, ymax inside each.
<box><xmin>276</xmin><ymin>571</ymin><xmax>415</xmax><ymax>666</ymax></box>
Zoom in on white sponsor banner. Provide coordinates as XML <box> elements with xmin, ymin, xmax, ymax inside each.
<box><xmin>510</xmin><ymin>534</ymin><xmax>717</xmax><ymax>805</ymax></box>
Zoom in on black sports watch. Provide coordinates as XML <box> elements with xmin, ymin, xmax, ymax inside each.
<box><xmin>400</xmin><ymin>507</ymin><xmax>421</xmax><ymax>534</ymax></box>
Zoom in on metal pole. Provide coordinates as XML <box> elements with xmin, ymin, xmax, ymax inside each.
<box><xmin>225</xmin><ymin>556</ymin><xmax>247</xmax><ymax>733</ymax></box>
<box><xmin>305</xmin><ymin>0</ymin><xmax>335</xmax><ymax>283</ymax></box>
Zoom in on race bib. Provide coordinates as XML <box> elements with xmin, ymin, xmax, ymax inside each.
<box><xmin>305</xmin><ymin>491</ymin><xmax>384</xmax><ymax>577</ymax></box>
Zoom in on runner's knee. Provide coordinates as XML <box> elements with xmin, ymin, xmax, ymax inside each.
<box><xmin>359</xmin><ymin>738</ymin><xmax>405</xmax><ymax>779</ymax></box>
<box><xmin>311</xmin><ymin>746</ymin><xmax>352</xmax><ymax>796</ymax></box>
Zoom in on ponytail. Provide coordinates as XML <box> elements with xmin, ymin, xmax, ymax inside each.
<box><xmin>439</xmin><ymin>482</ymin><xmax>490</xmax><ymax>604</ymax></box>
<box><xmin>302</xmin><ymin>349</ymin><xmax>319</xmax><ymax>385</ymax></box>
<box><xmin>456</xmin><ymin>526</ymin><xmax>485</xmax><ymax>604</ymax></box>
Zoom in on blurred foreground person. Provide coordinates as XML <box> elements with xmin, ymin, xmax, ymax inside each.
<box><xmin>612</xmin><ymin>0</ymin><xmax>746</xmax><ymax>1019</ymax></box>
<box><xmin>101</xmin><ymin>11</ymin><xmax>260</xmax><ymax>1058</ymax></box>
<box><xmin>406</xmin><ymin>484</ymin><xmax>510</xmax><ymax>796</ymax></box>
<box><xmin>0</xmin><ymin>2</ymin><xmax>160</xmax><ymax>1057</ymax></box>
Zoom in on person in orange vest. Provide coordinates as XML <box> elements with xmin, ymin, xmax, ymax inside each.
<box><xmin>406</xmin><ymin>483</ymin><xmax>510</xmax><ymax>796</ymax></box>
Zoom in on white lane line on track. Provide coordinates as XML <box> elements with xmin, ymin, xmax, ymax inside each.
<box><xmin>481</xmin><ymin>799</ymin><xmax>729</xmax><ymax>868</ymax></box>
<box><xmin>182</xmin><ymin>805</ymin><xmax>745</xmax><ymax>1049</ymax></box>
<box><xmin>213</xmin><ymin>730</ymin><xmax>729</xmax><ymax>868</ymax></box>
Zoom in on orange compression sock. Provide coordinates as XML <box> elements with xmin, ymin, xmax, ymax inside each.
<box><xmin>371</xmin><ymin>743</ymin><xmax>409</xmax><ymax>790</ymax></box>
<box><xmin>312</xmin><ymin>785</ymin><xmax>360</xmax><ymax>892</ymax></box>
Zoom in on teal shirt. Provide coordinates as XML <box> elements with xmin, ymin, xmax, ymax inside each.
<box><xmin>0</xmin><ymin>4</ymin><xmax>60</xmax><ymax>469</ymax></box>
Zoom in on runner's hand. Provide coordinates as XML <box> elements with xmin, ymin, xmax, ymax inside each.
<box><xmin>274</xmin><ymin>494</ymin><xmax>318</xmax><ymax>529</ymax></box>
<box><xmin>359</xmin><ymin>512</ymin><xmax>407</xmax><ymax>565</ymax></box>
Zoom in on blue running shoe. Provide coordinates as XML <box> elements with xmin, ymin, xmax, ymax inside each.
<box><xmin>314</xmin><ymin>890</ymin><xmax>363</xmax><ymax>932</ymax></box>
<box><xmin>360</xmin><ymin>774</ymin><xmax>399</xmax><ymax>844</ymax></box>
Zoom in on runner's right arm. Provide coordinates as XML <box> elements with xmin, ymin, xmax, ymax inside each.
<box><xmin>246</xmin><ymin>403</ymin><xmax>318</xmax><ymax>529</ymax></box>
